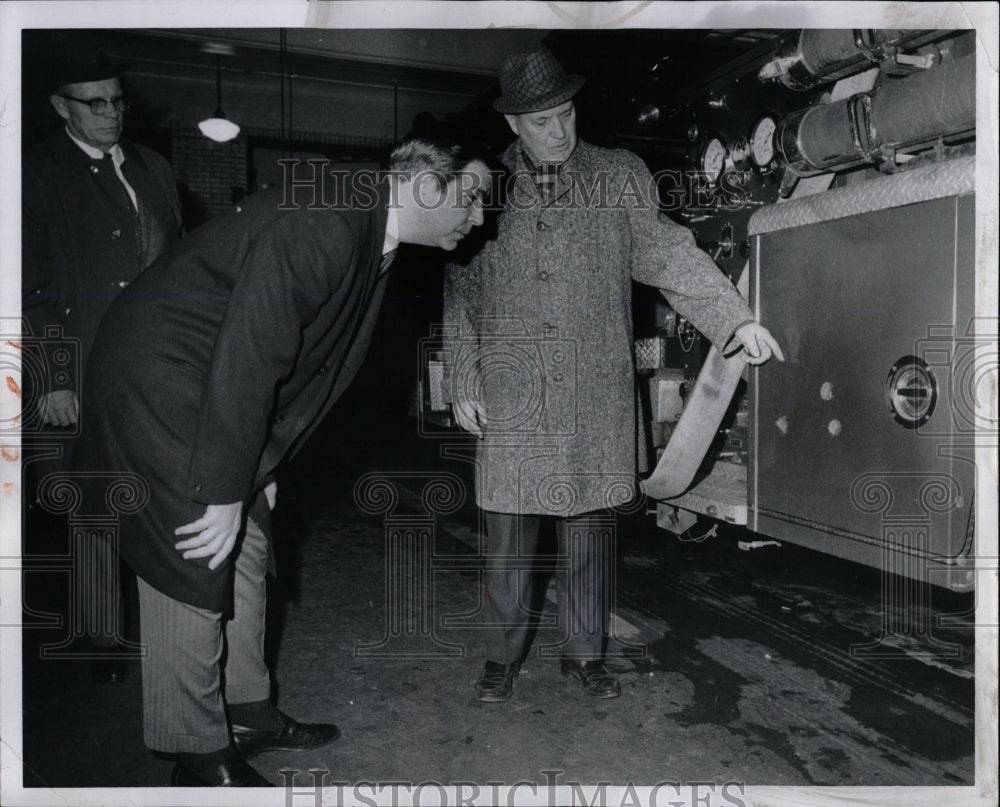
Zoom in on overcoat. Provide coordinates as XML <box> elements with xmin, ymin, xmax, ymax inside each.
<box><xmin>79</xmin><ymin>178</ymin><xmax>392</xmax><ymax>611</ymax></box>
<box><xmin>443</xmin><ymin>140</ymin><xmax>753</xmax><ymax>517</ymax></box>
<box><xmin>22</xmin><ymin>130</ymin><xmax>183</xmax><ymax>386</ymax></box>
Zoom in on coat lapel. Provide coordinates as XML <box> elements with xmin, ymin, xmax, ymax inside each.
<box><xmin>120</xmin><ymin>142</ymin><xmax>169</xmax><ymax>229</ymax></box>
<box><xmin>52</xmin><ymin>131</ymin><xmax>134</xmax><ymax>214</ymax></box>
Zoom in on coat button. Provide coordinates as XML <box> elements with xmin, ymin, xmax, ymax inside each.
<box><xmin>111</xmin><ymin>229</ymin><xmax>122</xmax><ymax>239</ymax></box>
<box><xmin>194</xmin><ymin>484</ymin><xmax>202</xmax><ymax>492</ymax></box>
<box><xmin>109</xmin><ymin>280</ymin><xmax>129</xmax><ymax>288</ymax></box>
<box><xmin>90</xmin><ymin>165</ymin><xmax>99</xmax><ymax>174</ymax></box>
<box><xmin>537</xmin><ymin>271</ymin><xmax>549</xmax><ymax>281</ymax></box>
<box><xmin>537</xmin><ymin>221</ymin><xmax>548</xmax><ymax>232</ymax></box>
<box><xmin>235</xmin><ymin>206</ymin><xmax>243</xmax><ymax>213</ymax></box>
<box><xmin>317</xmin><ymin>366</ymin><xmax>328</xmax><ymax>376</ymax></box>
<box><xmin>273</xmin><ymin>414</ymin><xmax>284</xmax><ymax>424</ymax></box>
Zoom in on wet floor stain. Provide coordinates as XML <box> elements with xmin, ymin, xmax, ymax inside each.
<box><xmin>612</xmin><ymin>539</ymin><xmax>975</xmax><ymax>787</ymax></box>
<box><xmin>647</xmin><ymin>636</ymin><xmax>748</xmax><ymax>729</ymax></box>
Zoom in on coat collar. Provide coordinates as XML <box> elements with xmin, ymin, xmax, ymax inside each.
<box><xmin>500</xmin><ymin>138</ymin><xmax>599</xmax><ymax>206</ymax></box>
<box><xmin>500</xmin><ymin>137</ymin><xmax>598</xmax><ymax>173</ymax></box>
<box><xmin>46</xmin><ymin>128</ymin><xmax>146</xmax><ymax>172</ymax></box>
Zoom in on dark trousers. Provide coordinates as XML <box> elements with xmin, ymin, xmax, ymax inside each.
<box><xmin>483</xmin><ymin>510</ymin><xmax>612</xmax><ymax>664</ymax></box>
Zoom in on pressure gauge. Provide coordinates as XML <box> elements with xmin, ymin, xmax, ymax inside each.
<box><xmin>750</xmin><ymin>116</ymin><xmax>777</xmax><ymax>167</ymax></box>
<box><xmin>700</xmin><ymin>137</ymin><xmax>726</xmax><ymax>185</ymax></box>
<box><xmin>730</xmin><ymin>137</ymin><xmax>750</xmax><ymax>169</ymax></box>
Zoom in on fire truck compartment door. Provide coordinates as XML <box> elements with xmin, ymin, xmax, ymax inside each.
<box><xmin>748</xmin><ymin>157</ymin><xmax>976</xmax><ymax>575</ymax></box>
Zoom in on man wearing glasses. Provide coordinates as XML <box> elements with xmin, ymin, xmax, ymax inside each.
<box><xmin>22</xmin><ymin>49</ymin><xmax>183</xmax><ymax>682</ymax></box>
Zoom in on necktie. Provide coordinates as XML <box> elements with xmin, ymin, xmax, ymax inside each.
<box><xmin>534</xmin><ymin>163</ymin><xmax>559</xmax><ymax>205</ymax></box>
<box><xmin>521</xmin><ymin>149</ymin><xmax>560</xmax><ymax>206</ymax></box>
<box><xmin>379</xmin><ymin>248</ymin><xmax>398</xmax><ymax>276</ymax></box>
<box><xmin>100</xmin><ymin>153</ymin><xmax>136</xmax><ymax>210</ymax></box>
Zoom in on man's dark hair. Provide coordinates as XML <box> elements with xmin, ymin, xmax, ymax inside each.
<box><xmin>388</xmin><ymin>130</ymin><xmax>491</xmax><ymax>191</ymax></box>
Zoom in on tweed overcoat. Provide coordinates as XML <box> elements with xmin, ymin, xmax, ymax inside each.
<box><xmin>22</xmin><ymin>130</ymin><xmax>183</xmax><ymax>387</ymax></box>
<box><xmin>78</xmin><ymin>179</ymin><xmax>392</xmax><ymax>611</ymax></box>
<box><xmin>443</xmin><ymin>140</ymin><xmax>753</xmax><ymax>517</ymax></box>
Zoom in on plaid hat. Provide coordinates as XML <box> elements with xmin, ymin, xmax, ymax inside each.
<box><xmin>493</xmin><ymin>46</ymin><xmax>584</xmax><ymax>115</ymax></box>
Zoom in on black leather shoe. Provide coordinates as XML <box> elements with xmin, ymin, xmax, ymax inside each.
<box><xmin>90</xmin><ymin>645</ymin><xmax>129</xmax><ymax>684</ymax></box>
<box><xmin>171</xmin><ymin>746</ymin><xmax>274</xmax><ymax>786</ymax></box>
<box><xmin>232</xmin><ymin>710</ymin><xmax>340</xmax><ymax>757</ymax></box>
<box><xmin>475</xmin><ymin>660</ymin><xmax>520</xmax><ymax>702</ymax></box>
<box><xmin>560</xmin><ymin>658</ymin><xmax>621</xmax><ymax>698</ymax></box>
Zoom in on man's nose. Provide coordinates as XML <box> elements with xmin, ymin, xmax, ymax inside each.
<box><xmin>550</xmin><ymin>117</ymin><xmax>566</xmax><ymax>140</ymax></box>
<box><xmin>468</xmin><ymin>201</ymin><xmax>485</xmax><ymax>226</ymax></box>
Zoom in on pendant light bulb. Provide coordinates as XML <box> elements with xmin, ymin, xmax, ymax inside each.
<box><xmin>199</xmin><ymin>53</ymin><xmax>240</xmax><ymax>143</ymax></box>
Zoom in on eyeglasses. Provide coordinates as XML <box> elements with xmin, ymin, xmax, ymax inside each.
<box><xmin>59</xmin><ymin>94</ymin><xmax>128</xmax><ymax>115</ymax></box>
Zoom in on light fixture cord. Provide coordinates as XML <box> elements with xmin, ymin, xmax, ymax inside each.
<box><xmin>280</xmin><ymin>28</ymin><xmax>288</xmax><ymax>157</ymax></box>
<box><xmin>215</xmin><ymin>55</ymin><xmax>224</xmax><ymax>117</ymax></box>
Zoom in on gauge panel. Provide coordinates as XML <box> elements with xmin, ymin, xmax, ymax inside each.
<box><xmin>700</xmin><ymin>137</ymin><xmax>727</xmax><ymax>184</ymax></box>
<box><xmin>750</xmin><ymin>116</ymin><xmax>777</xmax><ymax>167</ymax></box>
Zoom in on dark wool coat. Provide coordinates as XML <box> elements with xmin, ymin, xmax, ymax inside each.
<box><xmin>78</xmin><ymin>180</ymin><xmax>392</xmax><ymax>611</ymax></box>
<box><xmin>443</xmin><ymin>140</ymin><xmax>753</xmax><ymax>517</ymax></box>
<box><xmin>22</xmin><ymin>130</ymin><xmax>183</xmax><ymax>386</ymax></box>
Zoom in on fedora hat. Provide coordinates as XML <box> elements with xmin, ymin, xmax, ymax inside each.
<box><xmin>45</xmin><ymin>43</ymin><xmax>128</xmax><ymax>93</ymax></box>
<box><xmin>493</xmin><ymin>46</ymin><xmax>584</xmax><ymax>115</ymax></box>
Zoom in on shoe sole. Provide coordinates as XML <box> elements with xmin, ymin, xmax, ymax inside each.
<box><xmin>475</xmin><ymin>690</ymin><xmax>513</xmax><ymax>703</ymax></box>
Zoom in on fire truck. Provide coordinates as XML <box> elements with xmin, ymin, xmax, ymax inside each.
<box><xmin>625</xmin><ymin>29</ymin><xmax>981</xmax><ymax>591</ymax></box>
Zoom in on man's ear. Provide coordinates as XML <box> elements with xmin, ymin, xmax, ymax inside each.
<box><xmin>415</xmin><ymin>171</ymin><xmax>446</xmax><ymax>207</ymax></box>
<box><xmin>504</xmin><ymin>114</ymin><xmax>520</xmax><ymax>137</ymax></box>
<box><xmin>50</xmin><ymin>94</ymin><xmax>70</xmax><ymax>121</ymax></box>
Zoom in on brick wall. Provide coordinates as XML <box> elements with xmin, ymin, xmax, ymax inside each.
<box><xmin>170</xmin><ymin>124</ymin><xmax>248</xmax><ymax>228</ymax></box>
<box><xmin>168</xmin><ymin>124</ymin><xmax>391</xmax><ymax>229</ymax></box>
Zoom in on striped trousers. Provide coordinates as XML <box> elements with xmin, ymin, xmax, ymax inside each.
<box><xmin>136</xmin><ymin>518</ymin><xmax>271</xmax><ymax>753</ymax></box>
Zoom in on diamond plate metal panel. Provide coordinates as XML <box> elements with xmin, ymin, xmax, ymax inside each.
<box><xmin>748</xmin><ymin>156</ymin><xmax>975</xmax><ymax>236</ymax></box>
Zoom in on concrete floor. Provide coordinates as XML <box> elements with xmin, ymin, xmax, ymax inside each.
<box><xmin>17</xmin><ymin>392</ymin><xmax>976</xmax><ymax>794</ymax></box>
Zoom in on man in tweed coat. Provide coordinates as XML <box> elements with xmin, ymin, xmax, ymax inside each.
<box><xmin>443</xmin><ymin>46</ymin><xmax>783</xmax><ymax>702</ymax></box>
